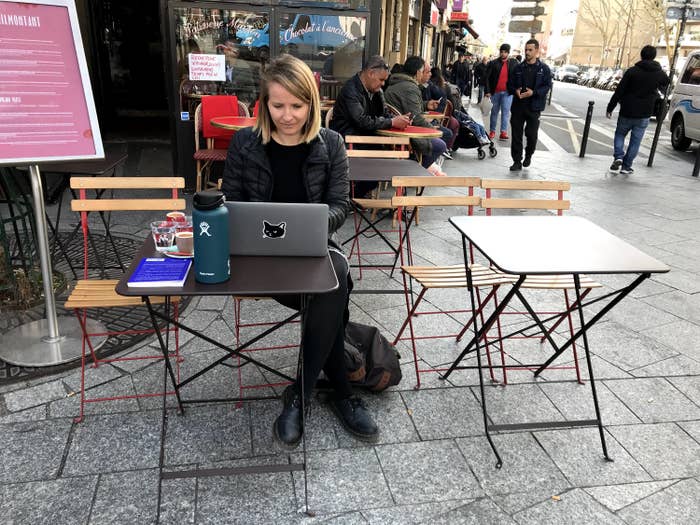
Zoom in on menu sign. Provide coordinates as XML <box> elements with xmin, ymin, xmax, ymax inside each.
<box><xmin>0</xmin><ymin>0</ymin><xmax>103</xmax><ymax>165</ymax></box>
<box><xmin>188</xmin><ymin>53</ymin><xmax>225</xmax><ymax>82</ymax></box>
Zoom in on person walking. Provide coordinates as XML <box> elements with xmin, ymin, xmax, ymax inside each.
<box><xmin>606</xmin><ymin>45</ymin><xmax>669</xmax><ymax>175</ymax></box>
<box><xmin>485</xmin><ymin>43</ymin><xmax>518</xmax><ymax>140</ymax></box>
<box><xmin>452</xmin><ymin>53</ymin><xmax>471</xmax><ymax>100</ymax></box>
<box><xmin>473</xmin><ymin>56</ymin><xmax>488</xmax><ymax>103</ymax></box>
<box><xmin>507</xmin><ymin>38</ymin><xmax>552</xmax><ymax>171</ymax></box>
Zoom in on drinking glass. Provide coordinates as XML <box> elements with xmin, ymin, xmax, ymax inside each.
<box><xmin>150</xmin><ymin>221</ymin><xmax>176</xmax><ymax>252</ymax></box>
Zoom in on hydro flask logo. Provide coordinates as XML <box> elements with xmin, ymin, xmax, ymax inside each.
<box><xmin>199</xmin><ymin>221</ymin><xmax>212</xmax><ymax>237</ymax></box>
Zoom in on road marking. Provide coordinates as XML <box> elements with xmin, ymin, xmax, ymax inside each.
<box><xmin>550</xmin><ymin>102</ymin><xmax>578</xmax><ymax>118</ymax></box>
<box><xmin>567</xmin><ymin>119</ymin><xmax>580</xmax><ymax>151</ymax></box>
<box><xmin>537</xmin><ymin>127</ymin><xmax>568</xmax><ymax>153</ymax></box>
<box><xmin>589</xmin><ymin>122</ymin><xmax>615</xmax><ymax>139</ymax></box>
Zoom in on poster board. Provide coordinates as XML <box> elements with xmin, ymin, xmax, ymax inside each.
<box><xmin>0</xmin><ymin>0</ymin><xmax>103</xmax><ymax>165</ymax></box>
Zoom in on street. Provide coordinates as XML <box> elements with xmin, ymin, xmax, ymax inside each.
<box><xmin>472</xmin><ymin>80</ymin><xmax>698</xmax><ymax>167</ymax></box>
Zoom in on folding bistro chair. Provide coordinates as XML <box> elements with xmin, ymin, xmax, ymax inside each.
<box><xmin>65</xmin><ymin>177</ymin><xmax>186</xmax><ymax>422</ymax></box>
<box><xmin>463</xmin><ymin>179</ymin><xmax>603</xmax><ymax>384</ymax></box>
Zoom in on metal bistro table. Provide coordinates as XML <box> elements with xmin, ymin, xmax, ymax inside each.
<box><xmin>209</xmin><ymin>116</ymin><xmax>257</xmax><ymax>131</ymax></box>
<box><xmin>445</xmin><ymin>216</ymin><xmax>670</xmax><ymax>467</ymax></box>
<box><xmin>344</xmin><ymin>157</ymin><xmax>431</xmax><ymax>289</ymax></box>
<box><xmin>116</xmin><ymin>238</ymin><xmax>339</xmax><ymax>517</ymax></box>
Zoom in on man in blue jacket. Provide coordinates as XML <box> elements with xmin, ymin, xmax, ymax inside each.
<box><xmin>507</xmin><ymin>39</ymin><xmax>552</xmax><ymax>171</ymax></box>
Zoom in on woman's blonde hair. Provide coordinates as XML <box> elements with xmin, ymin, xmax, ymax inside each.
<box><xmin>254</xmin><ymin>54</ymin><xmax>321</xmax><ymax>144</ymax></box>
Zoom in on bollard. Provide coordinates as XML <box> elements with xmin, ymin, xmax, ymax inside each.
<box><xmin>548</xmin><ymin>83</ymin><xmax>553</xmax><ymax>106</ymax></box>
<box><xmin>579</xmin><ymin>101</ymin><xmax>594</xmax><ymax>158</ymax></box>
<box><xmin>693</xmin><ymin>145</ymin><xmax>700</xmax><ymax>177</ymax></box>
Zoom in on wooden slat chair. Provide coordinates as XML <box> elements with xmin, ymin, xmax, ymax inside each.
<box><xmin>389</xmin><ymin>176</ymin><xmax>486</xmax><ymax>388</ymax></box>
<box><xmin>464</xmin><ymin>179</ymin><xmax>603</xmax><ymax>384</ymax></box>
<box><xmin>65</xmin><ymin>176</ymin><xmax>186</xmax><ymax>422</ymax></box>
<box><xmin>344</xmin><ymin>135</ymin><xmax>411</xmax><ymax>278</ymax></box>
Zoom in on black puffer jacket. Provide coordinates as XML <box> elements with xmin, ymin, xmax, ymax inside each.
<box><xmin>330</xmin><ymin>73</ymin><xmax>394</xmax><ymax>136</ymax></box>
<box><xmin>221</xmin><ymin>127</ymin><xmax>349</xmax><ymax>234</ymax></box>
<box><xmin>607</xmin><ymin>60</ymin><xmax>669</xmax><ymax>118</ymax></box>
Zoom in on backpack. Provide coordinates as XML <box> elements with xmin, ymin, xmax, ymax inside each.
<box><xmin>344</xmin><ymin>321</ymin><xmax>402</xmax><ymax>391</ymax></box>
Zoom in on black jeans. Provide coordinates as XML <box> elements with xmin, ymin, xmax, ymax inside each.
<box><xmin>274</xmin><ymin>249</ymin><xmax>352</xmax><ymax>401</ymax></box>
<box><xmin>510</xmin><ymin>103</ymin><xmax>541</xmax><ymax>163</ymax></box>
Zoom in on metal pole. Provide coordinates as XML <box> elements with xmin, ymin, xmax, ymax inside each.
<box><xmin>648</xmin><ymin>0</ymin><xmax>691</xmax><ymax>167</ymax></box>
<box><xmin>693</xmin><ymin>143</ymin><xmax>700</xmax><ymax>177</ymax></box>
<box><xmin>579</xmin><ymin>101</ymin><xmax>595</xmax><ymax>157</ymax></box>
<box><xmin>29</xmin><ymin>165</ymin><xmax>60</xmax><ymax>341</ymax></box>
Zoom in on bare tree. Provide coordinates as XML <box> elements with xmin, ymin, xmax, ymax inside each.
<box><xmin>578</xmin><ymin>0</ymin><xmax>628</xmax><ymax>67</ymax></box>
<box><xmin>639</xmin><ymin>0</ymin><xmax>681</xmax><ymax>61</ymax></box>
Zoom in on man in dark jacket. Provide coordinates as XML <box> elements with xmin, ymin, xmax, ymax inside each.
<box><xmin>606</xmin><ymin>45</ymin><xmax>669</xmax><ymax>175</ymax></box>
<box><xmin>506</xmin><ymin>38</ymin><xmax>552</xmax><ymax>171</ymax></box>
<box><xmin>452</xmin><ymin>54</ymin><xmax>471</xmax><ymax>99</ymax></box>
<box><xmin>473</xmin><ymin>57</ymin><xmax>488</xmax><ymax>103</ymax></box>
<box><xmin>485</xmin><ymin>43</ymin><xmax>519</xmax><ymax>140</ymax></box>
<box><xmin>330</xmin><ymin>55</ymin><xmax>410</xmax><ymax>137</ymax></box>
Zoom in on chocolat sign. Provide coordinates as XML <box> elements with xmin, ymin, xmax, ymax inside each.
<box><xmin>0</xmin><ymin>0</ymin><xmax>103</xmax><ymax>164</ymax></box>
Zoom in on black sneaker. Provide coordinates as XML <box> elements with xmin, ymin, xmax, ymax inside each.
<box><xmin>273</xmin><ymin>385</ymin><xmax>303</xmax><ymax>448</ymax></box>
<box><xmin>330</xmin><ymin>396</ymin><xmax>379</xmax><ymax>441</ymax></box>
<box><xmin>620</xmin><ymin>167</ymin><xmax>634</xmax><ymax>175</ymax></box>
<box><xmin>523</xmin><ymin>155</ymin><xmax>532</xmax><ymax>167</ymax></box>
<box><xmin>509</xmin><ymin>162</ymin><xmax>522</xmax><ymax>171</ymax></box>
<box><xmin>609</xmin><ymin>159</ymin><xmax>622</xmax><ymax>173</ymax></box>
<box><xmin>442</xmin><ymin>150</ymin><xmax>453</xmax><ymax>160</ymax></box>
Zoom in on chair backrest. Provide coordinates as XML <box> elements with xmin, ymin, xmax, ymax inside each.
<box><xmin>480</xmin><ymin>179</ymin><xmax>570</xmax><ymax>216</ymax></box>
<box><xmin>442</xmin><ymin>99</ymin><xmax>454</xmax><ymax>127</ymax></box>
<box><xmin>252</xmin><ymin>99</ymin><xmax>260</xmax><ymax>117</ymax></box>
<box><xmin>194</xmin><ymin>103</ymin><xmax>203</xmax><ymax>152</ymax></box>
<box><xmin>237</xmin><ymin>100</ymin><xmax>250</xmax><ymax>117</ymax></box>
<box><xmin>345</xmin><ymin>135</ymin><xmax>410</xmax><ymax>158</ymax></box>
<box><xmin>201</xmin><ymin>95</ymin><xmax>239</xmax><ymax>141</ymax></box>
<box><xmin>325</xmin><ymin>106</ymin><xmax>334</xmax><ymax>128</ymax></box>
<box><xmin>391</xmin><ymin>176</ymin><xmax>481</xmax><ymax>212</ymax></box>
<box><xmin>385</xmin><ymin>103</ymin><xmax>401</xmax><ymax>117</ymax></box>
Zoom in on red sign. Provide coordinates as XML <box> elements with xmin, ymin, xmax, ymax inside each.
<box><xmin>450</xmin><ymin>12</ymin><xmax>469</xmax><ymax>22</ymax></box>
<box><xmin>0</xmin><ymin>0</ymin><xmax>103</xmax><ymax>165</ymax></box>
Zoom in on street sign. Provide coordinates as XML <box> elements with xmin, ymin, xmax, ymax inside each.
<box><xmin>511</xmin><ymin>6</ymin><xmax>546</xmax><ymax>16</ymax></box>
<box><xmin>508</xmin><ymin>20</ymin><xmax>543</xmax><ymax>33</ymax></box>
<box><xmin>666</xmin><ymin>6</ymin><xmax>700</xmax><ymax>20</ymax></box>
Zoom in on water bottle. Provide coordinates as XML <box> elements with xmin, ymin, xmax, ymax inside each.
<box><xmin>192</xmin><ymin>190</ymin><xmax>230</xmax><ymax>284</ymax></box>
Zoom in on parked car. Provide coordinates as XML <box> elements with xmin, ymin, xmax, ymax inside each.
<box><xmin>668</xmin><ymin>49</ymin><xmax>700</xmax><ymax>150</ymax></box>
<box><xmin>556</xmin><ymin>64</ymin><xmax>580</xmax><ymax>82</ymax></box>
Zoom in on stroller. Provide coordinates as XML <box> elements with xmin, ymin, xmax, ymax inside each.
<box><xmin>452</xmin><ymin>109</ymin><xmax>497</xmax><ymax>160</ymax></box>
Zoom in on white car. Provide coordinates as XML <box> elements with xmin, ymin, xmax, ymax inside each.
<box><xmin>668</xmin><ymin>50</ymin><xmax>700</xmax><ymax>150</ymax></box>
<box><xmin>556</xmin><ymin>65</ymin><xmax>579</xmax><ymax>83</ymax></box>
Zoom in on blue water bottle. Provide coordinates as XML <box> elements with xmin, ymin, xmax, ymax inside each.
<box><xmin>192</xmin><ymin>190</ymin><xmax>230</xmax><ymax>284</ymax></box>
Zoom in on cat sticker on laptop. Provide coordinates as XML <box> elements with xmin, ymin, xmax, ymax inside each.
<box><xmin>263</xmin><ymin>220</ymin><xmax>286</xmax><ymax>239</ymax></box>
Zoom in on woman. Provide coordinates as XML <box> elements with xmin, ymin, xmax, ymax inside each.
<box><xmin>221</xmin><ymin>55</ymin><xmax>378</xmax><ymax>447</ymax></box>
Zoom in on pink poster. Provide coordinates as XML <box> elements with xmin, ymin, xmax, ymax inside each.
<box><xmin>0</xmin><ymin>0</ymin><xmax>102</xmax><ymax>163</ymax></box>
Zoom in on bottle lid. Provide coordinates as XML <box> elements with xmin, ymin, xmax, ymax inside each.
<box><xmin>193</xmin><ymin>190</ymin><xmax>225</xmax><ymax>210</ymax></box>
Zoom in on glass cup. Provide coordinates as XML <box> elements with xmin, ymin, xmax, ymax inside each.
<box><xmin>166</xmin><ymin>211</ymin><xmax>186</xmax><ymax>223</ymax></box>
<box><xmin>150</xmin><ymin>221</ymin><xmax>176</xmax><ymax>252</ymax></box>
<box><xmin>175</xmin><ymin>215</ymin><xmax>193</xmax><ymax>234</ymax></box>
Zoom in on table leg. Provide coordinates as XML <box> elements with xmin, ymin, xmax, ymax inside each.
<box><xmin>298</xmin><ymin>293</ymin><xmax>313</xmax><ymax>516</ymax></box>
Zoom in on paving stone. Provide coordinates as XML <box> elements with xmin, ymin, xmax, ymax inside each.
<box><xmin>4</xmin><ymin>379</ymin><xmax>67</xmax><ymax>412</ymax></box>
<box><xmin>375</xmin><ymin>439</ymin><xmax>483</xmax><ymax>505</ymax></box>
<box><xmin>607</xmin><ymin>295</ymin><xmax>680</xmax><ymax>332</ymax></box>
<box><xmin>669</xmin><ymin>376</ymin><xmax>700</xmax><ymax>406</ymax></box>
<box><xmin>0</xmin><ymin>404</ymin><xmax>46</xmax><ymax>424</ymax></box>
<box><xmin>490</xmin><ymin>491</ymin><xmax>553</xmax><ymax>515</ymax></box>
<box><xmin>640</xmin><ymin>290</ymin><xmax>700</xmax><ymax>325</ymax></box>
<box><xmin>430</xmin><ymin>497</ymin><xmax>518</xmax><ymax>524</ymax></box>
<box><xmin>63</xmin><ymin>363</ymin><xmax>123</xmax><ymax>392</ymax></box>
<box><xmin>294</xmin><ymin>448</ymin><xmax>393</xmax><ymax>515</ymax></box>
<box><xmin>63</xmin><ymin>411</ymin><xmax>161</xmax><ymax>475</ymax></box>
<box><xmin>539</xmin><ymin>381</ymin><xmax>640</xmax><ymax>425</ymax></box>
<box><xmin>641</xmin><ymin>320</ymin><xmax>700</xmax><ymax>361</ymax></box>
<box><xmin>604</xmin><ymin>377</ymin><xmax>700</xmax><ymax>423</ymax></box>
<box><xmin>0</xmin><ymin>475</ymin><xmax>97</xmax><ymax>525</ymax></box>
<box><xmin>513</xmin><ymin>487</ymin><xmax>624</xmax><ymax>524</ymax></box>
<box><xmin>89</xmin><ymin>469</ymin><xmax>158</xmax><ymax>524</ymax></box>
<box><xmin>158</xmin><ymin>477</ymin><xmax>197</xmax><ymax>525</ymax></box>
<box><xmin>0</xmin><ymin>418</ymin><xmax>72</xmax><ymax>483</ymax></box>
<box><xmin>0</xmin><ymin>381</ymin><xmax>27</xmax><ymax>395</ymax></box>
<box><xmin>110</xmin><ymin>344</ymin><xmax>173</xmax><ymax>374</ymax></box>
<box><xmin>539</xmin><ymin>354</ymin><xmax>633</xmax><ymax>382</ymax></box>
<box><xmin>49</xmin><ymin>376</ymin><xmax>140</xmax><ymax>418</ymax></box>
<box><xmin>179</xmin><ymin>317</ymin><xmax>238</xmax><ymax>355</ymax></box>
<box><xmin>584</xmin><ymin>480</ymin><xmax>676</xmax><ymax>512</ymax></box>
<box><xmin>178</xmin><ymin>307</ymin><xmax>220</xmax><ymax>332</ymax></box>
<box><xmin>164</xmin><ymin>403</ymin><xmax>252</xmax><ymax>465</ymax></box>
<box><xmin>400</xmin><ymin>387</ymin><xmax>484</xmax><ymax>440</ymax></box>
<box><xmin>607</xmin><ymin>423</ymin><xmax>700</xmax><ymax>479</ymax></box>
<box><xmin>617</xmin><ymin>478</ymin><xmax>700</xmax><ymax>525</ymax></box>
<box><xmin>480</xmin><ymin>383</ymin><xmax>562</xmax><ymax>426</ymax></box>
<box><xmin>534</xmin><ymin>427</ymin><xmax>651</xmax><ymax>486</ymax></box>
<box><xmin>197</xmin><ymin>295</ymin><xmax>229</xmax><ymax>311</ymax></box>
<box><xmin>360</xmin><ymin>500</ymin><xmax>473</xmax><ymax>525</ymax></box>
<box><xmin>456</xmin><ymin>433</ymin><xmax>570</xmax><ymax>495</ymax></box>
<box><xmin>679</xmin><ymin>420</ymin><xmax>700</xmax><ymax>443</ymax></box>
<box><xmin>632</xmin><ymin>354</ymin><xmax>700</xmax><ymax>377</ymax></box>
<box><xmin>648</xmin><ymin>266</ymin><xmax>700</xmax><ymax>294</ymax></box>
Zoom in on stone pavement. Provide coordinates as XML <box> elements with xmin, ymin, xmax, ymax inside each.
<box><xmin>1</xmin><ymin>135</ymin><xmax>699</xmax><ymax>524</ymax></box>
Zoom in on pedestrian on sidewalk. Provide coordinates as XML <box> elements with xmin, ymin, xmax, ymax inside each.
<box><xmin>452</xmin><ymin>53</ymin><xmax>471</xmax><ymax>101</ymax></box>
<box><xmin>507</xmin><ymin>39</ymin><xmax>552</xmax><ymax>171</ymax></box>
<box><xmin>485</xmin><ymin>43</ymin><xmax>518</xmax><ymax>140</ymax></box>
<box><xmin>606</xmin><ymin>45</ymin><xmax>669</xmax><ymax>175</ymax></box>
<box><xmin>473</xmin><ymin>56</ymin><xmax>488</xmax><ymax>103</ymax></box>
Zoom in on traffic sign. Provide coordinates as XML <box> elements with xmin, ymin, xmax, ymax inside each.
<box><xmin>666</xmin><ymin>6</ymin><xmax>700</xmax><ymax>19</ymax></box>
<box><xmin>508</xmin><ymin>20</ymin><xmax>543</xmax><ymax>33</ymax></box>
<box><xmin>511</xmin><ymin>6</ymin><xmax>545</xmax><ymax>16</ymax></box>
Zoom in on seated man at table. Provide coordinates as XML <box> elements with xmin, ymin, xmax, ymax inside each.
<box><xmin>384</xmin><ymin>55</ymin><xmax>449</xmax><ymax>175</ymax></box>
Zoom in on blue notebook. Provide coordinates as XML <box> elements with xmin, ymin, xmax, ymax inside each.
<box><xmin>127</xmin><ymin>257</ymin><xmax>192</xmax><ymax>288</ymax></box>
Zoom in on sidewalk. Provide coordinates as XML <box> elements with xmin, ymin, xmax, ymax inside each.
<box><xmin>0</xmin><ymin>137</ymin><xmax>699</xmax><ymax>524</ymax></box>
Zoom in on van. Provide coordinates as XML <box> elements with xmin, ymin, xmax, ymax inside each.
<box><xmin>668</xmin><ymin>49</ymin><xmax>700</xmax><ymax>150</ymax></box>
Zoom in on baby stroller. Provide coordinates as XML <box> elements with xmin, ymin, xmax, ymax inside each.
<box><xmin>452</xmin><ymin>110</ymin><xmax>497</xmax><ymax>160</ymax></box>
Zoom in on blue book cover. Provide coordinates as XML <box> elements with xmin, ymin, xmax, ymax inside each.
<box><xmin>127</xmin><ymin>257</ymin><xmax>192</xmax><ymax>287</ymax></box>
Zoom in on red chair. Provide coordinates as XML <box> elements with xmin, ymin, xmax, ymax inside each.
<box><xmin>252</xmin><ymin>99</ymin><xmax>260</xmax><ymax>118</ymax></box>
<box><xmin>201</xmin><ymin>95</ymin><xmax>239</xmax><ymax>148</ymax></box>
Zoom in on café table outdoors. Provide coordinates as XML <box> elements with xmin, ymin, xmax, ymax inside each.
<box><xmin>376</xmin><ymin>125</ymin><xmax>442</xmax><ymax>139</ymax></box>
<box><xmin>115</xmin><ymin>236</ymin><xmax>338</xmax><ymax>518</ymax></box>
<box><xmin>209</xmin><ymin>116</ymin><xmax>257</xmax><ymax>131</ymax></box>
<box><xmin>445</xmin><ymin>215</ymin><xmax>670</xmax><ymax>468</ymax></box>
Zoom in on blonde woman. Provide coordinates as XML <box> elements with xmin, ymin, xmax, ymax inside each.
<box><xmin>222</xmin><ymin>54</ymin><xmax>379</xmax><ymax>447</ymax></box>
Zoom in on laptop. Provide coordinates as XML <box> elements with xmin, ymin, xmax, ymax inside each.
<box><xmin>225</xmin><ymin>201</ymin><xmax>329</xmax><ymax>257</ymax></box>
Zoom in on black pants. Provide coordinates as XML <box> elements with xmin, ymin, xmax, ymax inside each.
<box><xmin>274</xmin><ymin>250</ymin><xmax>352</xmax><ymax>401</ymax></box>
<box><xmin>510</xmin><ymin>104</ymin><xmax>541</xmax><ymax>163</ymax></box>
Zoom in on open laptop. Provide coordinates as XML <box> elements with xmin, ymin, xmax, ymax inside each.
<box><xmin>225</xmin><ymin>201</ymin><xmax>329</xmax><ymax>257</ymax></box>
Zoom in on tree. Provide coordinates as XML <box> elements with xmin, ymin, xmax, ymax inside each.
<box><xmin>578</xmin><ymin>0</ymin><xmax>628</xmax><ymax>67</ymax></box>
<box><xmin>639</xmin><ymin>0</ymin><xmax>681</xmax><ymax>62</ymax></box>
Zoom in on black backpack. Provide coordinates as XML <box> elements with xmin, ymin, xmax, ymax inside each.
<box><xmin>344</xmin><ymin>321</ymin><xmax>402</xmax><ymax>391</ymax></box>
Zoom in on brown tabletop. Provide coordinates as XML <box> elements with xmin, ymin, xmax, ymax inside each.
<box><xmin>449</xmin><ymin>216</ymin><xmax>670</xmax><ymax>275</ymax></box>
<box><xmin>348</xmin><ymin>157</ymin><xmax>431</xmax><ymax>182</ymax></box>
<box><xmin>377</xmin><ymin>126</ymin><xmax>442</xmax><ymax>139</ymax></box>
<box><xmin>116</xmin><ymin>237</ymin><xmax>339</xmax><ymax>298</ymax></box>
<box><xmin>210</xmin><ymin>116</ymin><xmax>257</xmax><ymax>131</ymax></box>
